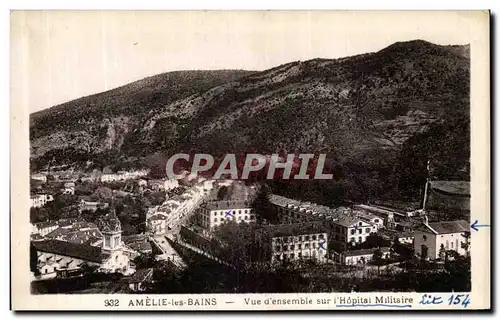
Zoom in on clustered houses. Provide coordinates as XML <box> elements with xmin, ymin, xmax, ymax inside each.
<box><xmin>413</xmin><ymin>218</ymin><xmax>469</xmax><ymax>260</ymax></box>
<box><xmin>30</xmin><ymin>194</ymin><xmax>54</xmax><ymax>208</ymax></box>
<box><xmin>100</xmin><ymin>169</ymin><xmax>150</xmax><ymax>183</ymax></box>
<box><xmin>198</xmin><ymin>200</ymin><xmax>256</xmax><ymax>231</ymax></box>
<box><xmin>31</xmin><ymin>208</ymin><xmax>138</xmax><ymax>279</ymax></box>
<box><xmin>268</xmin><ymin>222</ymin><xmax>329</xmax><ymax>263</ymax></box>
<box><xmin>146</xmin><ymin>182</ymin><xmax>214</xmax><ymax>234</ymax></box>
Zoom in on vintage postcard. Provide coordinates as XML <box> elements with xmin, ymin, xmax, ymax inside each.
<box><xmin>11</xmin><ymin>10</ymin><xmax>490</xmax><ymax>311</ymax></box>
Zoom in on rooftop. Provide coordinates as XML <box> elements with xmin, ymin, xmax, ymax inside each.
<box><xmin>202</xmin><ymin>200</ymin><xmax>252</xmax><ymax>211</ymax></box>
<box><xmin>265</xmin><ymin>222</ymin><xmax>328</xmax><ymax>238</ymax></box>
<box><xmin>269</xmin><ymin>194</ymin><xmax>367</xmax><ymax>222</ymax></box>
<box><xmin>417</xmin><ymin>220</ymin><xmax>469</xmax><ymax>234</ymax></box>
<box><xmin>430</xmin><ymin>181</ymin><xmax>470</xmax><ymax>197</ymax></box>
<box><xmin>31</xmin><ymin>239</ymin><xmax>109</xmax><ymax>263</ymax></box>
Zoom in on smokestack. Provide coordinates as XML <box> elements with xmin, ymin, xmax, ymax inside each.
<box><xmin>422</xmin><ymin>160</ymin><xmax>431</xmax><ymax>211</ymax></box>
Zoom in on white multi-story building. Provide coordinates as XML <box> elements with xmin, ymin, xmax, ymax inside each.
<box><xmin>269</xmin><ymin>223</ymin><xmax>328</xmax><ymax>263</ymax></box>
<box><xmin>198</xmin><ymin>200</ymin><xmax>256</xmax><ymax>231</ymax></box>
<box><xmin>30</xmin><ymin>194</ymin><xmax>54</xmax><ymax>208</ymax></box>
<box><xmin>331</xmin><ymin>216</ymin><xmax>380</xmax><ymax>250</ymax></box>
<box><xmin>414</xmin><ymin>218</ymin><xmax>469</xmax><ymax>260</ymax></box>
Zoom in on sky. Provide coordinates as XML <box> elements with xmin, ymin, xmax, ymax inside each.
<box><xmin>10</xmin><ymin>10</ymin><xmax>478</xmax><ymax>113</ymax></box>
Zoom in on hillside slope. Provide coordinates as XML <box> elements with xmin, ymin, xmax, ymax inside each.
<box><xmin>30</xmin><ymin>40</ymin><xmax>470</xmax><ymax>200</ymax></box>
<box><xmin>30</xmin><ymin>70</ymin><xmax>255</xmax><ymax>157</ymax></box>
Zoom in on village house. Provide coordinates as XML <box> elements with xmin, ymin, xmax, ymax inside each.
<box><xmin>353</xmin><ymin>204</ymin><xmax>397</xmax><ymax>228</ymax></box>
<box><xmin>148</xmin><ymin>179</ymin><xmax>167</xmax><ymax>192</ymax></box>
<box><xmin>63</xmin><ymin>182</ymin><xmax>75</xmax><ymax>195</ymax></box>
<box><xmin>147</xmin><ymin>212</ymin><xmax>170</xmax><ymax>235</ymax></box>
<box><xmin>330</xmin><ymin>216</ymin><xmax>380</xmax><ymax>251</ymax></box>
<box><xmin>30</xmin><ymin>194</ymin><xmax>54</xmax><ymax>208</ymax></box>
<box><xmin>413</xmin><ymin>218</ymin><xmax>469</xmax><ymax>260</ymax></box>
<box><xmin>31</xmin><ymin>173</ymin><xmax>47</xmax><ymax>183</ymax></box>
<box><xmin>268</xmin><ymin>222</ymin><xmax>329</xmax><ymax>263</ymax></box>
<box><xmin>338</xmin><ymin>247</ymin><xmax>391</xmax><ymax>265</ymax></box>
<box><xmin>198</xmin><ymin>200</ymin><xmax>256</xmax><ymax>231</ymax></box>
<box><xmin>123</xmin><ymin>234</ymin><xmax>153</xmax><ymax>254</ymax></box>
<box><xmin>78</xmin><ymin>196</ymin><xmax>109</xmax><ymax>213</ymax></box>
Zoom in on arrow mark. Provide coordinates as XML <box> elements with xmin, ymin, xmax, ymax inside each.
<box><xmin>471</xmin><ymin>220</ymin><xmax>490</xmax><ymax>231</ymax></box>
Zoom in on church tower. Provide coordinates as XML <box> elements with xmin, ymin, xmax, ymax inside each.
<box><xmin>98</xmin><ymin>203</ymin><xmax>122</xmax><ymax>251</ymax></box>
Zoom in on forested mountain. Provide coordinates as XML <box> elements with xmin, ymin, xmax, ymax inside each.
<box><xmin>30</xmin><ymin>40</ymin><xmax>470</xmax><ymax>204</ymax></box>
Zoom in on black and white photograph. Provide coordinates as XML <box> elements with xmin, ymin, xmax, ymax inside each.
<box><xmin>10</xmin><ymin>10</ymin><xmax>490</xmax><ymax>310</ymax></box>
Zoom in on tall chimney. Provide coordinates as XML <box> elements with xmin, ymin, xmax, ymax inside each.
<box><xmin>422</xmin><ymin>160</ymin><xmax>431</xmax><ymax>211</ymax></box>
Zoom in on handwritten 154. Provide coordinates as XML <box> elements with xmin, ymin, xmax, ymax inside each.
<box><xmin>419</xmin><ymin>294</ymin><xmax>470</xmax><ymax>308</ymax></box>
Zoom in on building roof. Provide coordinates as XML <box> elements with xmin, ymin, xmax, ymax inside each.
<box><xmin>343</xmin><ymin>247</ymin><xmax>391</xmax><ymax>257</ymax></box>
<box><xmin>127</xmin><ymin>241</ymin><xmax>152</xmax><ymax>252</ymax></box>
<box><xmin>416</xmin><ymin>220</ymin><xmax>469</xmax><ymax>235</ymax></box>
<box><xmin>123</xmin><ymin>234</ymin><xmax>149</xmax><ymax>243</ymax></box>
<box><xmin>31</xmin><ymin>239</ymin><xmax>109</xmax><ymax>263</ymax></box>
<box><xmin>148</xmin><ymin>213</ymin><xmax>168</xmax><ymax>221</ymax></box>
<box><xmin>34</xmin><ymin>220</ymin><xmax>59</xmax><ymax>230</ymax></box>
<box><xmin>430</xmin><ymin>181</ymin><xmax>470</xmax><ymax>197</ymax></box>
<box><xmin>130</xmin><ymin>268</ymin><xmax>154</xmax><ymax>283</ymax></box>
<box><xmin>202</xmin><ymin>200</ymin><xmax>251</xmax><ymax>211</ymax></box>
<box><xmin>265</xmin><ymin>222</ymin><xmax>328</xmax><ymax>238</ymax></box>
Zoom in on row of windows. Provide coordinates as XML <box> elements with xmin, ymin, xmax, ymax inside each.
<box><xmin>274</xmin><ymin>250</ymin><xmax>319</xmax><ymax>260</ymax></box>
<box><xmin>349</xmin><ymin>237</ymin><xmax>365</xmax><ymax>243</ymax></box>
<box><xmin>350</xmin><ymin>228</ymin><xmax>371</xmax><ymax>235</ymax></box>
<box><xmin>275</xmin><ymin>242</ymin><xmax>325</xmax><ymax>251</ymax></box>
<box><xmin>213</xmin><ymin>215</ymin><xmax>255</xmax><ymax>223</ymax></box>
<box><xmin>210</xmin><ymin>209</ymin><xmax>252</xmax><ymax>216</ymax></box>
<box><xmin>275</xmin><ymin>234</ymin><xmax>325</xmax><ymax>243</ymax></box>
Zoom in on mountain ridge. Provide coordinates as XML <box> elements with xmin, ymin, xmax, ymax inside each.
<box><xmin>30</xmin><ymin>39</ymin><xmax>470</xmax><ymax>203</ymax></box>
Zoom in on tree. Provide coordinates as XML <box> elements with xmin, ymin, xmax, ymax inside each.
<box><xmin>30</xmin><ymin>243</ymin><xmax>40</xmax><ymax>276</ymax></box>
<box><xmin>216</xmin><ymin>186</ymin><xmax>229</xmax><ymax>200</ymax></box>
<box><xmin>461</xmin><ymin>231</ymin><xmax>471</xmax><ymax>257</ymax></box>
<box><xmin>133</xmin><ymin>253</ymin><xmax>155</xmax><ymax>269</ymax></box>
<box><xmin>251</xmin><ymin>183</ymin><xmax>276</xmax><ymax>224</ymax></box>
<box><xmin>80</xmin><ymin>263</ymin><xmax>99</xmax><ymax>277</ymax></box>
<box><xmin>438</xmin><ymin>244</ymin><xmax>446</xmax><ymax>261</ymax></box>
<box><xmin>372</xmin><ymin>249</ymin><xmax>384</xmax><ymax>276</ymax></box>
